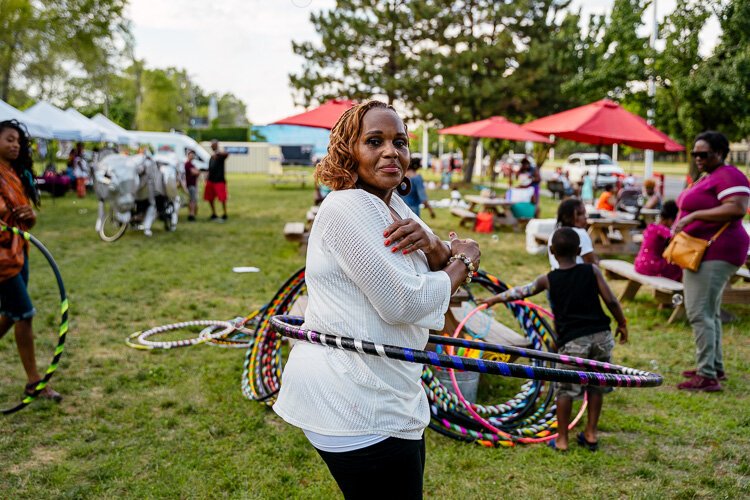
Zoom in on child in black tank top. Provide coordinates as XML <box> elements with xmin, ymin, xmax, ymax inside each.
<box><xmin>481</xmin><ymin>227</ymin><xmax>628</xmax><ymax>452</ymax></box>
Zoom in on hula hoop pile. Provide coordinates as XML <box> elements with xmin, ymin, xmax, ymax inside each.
<box><xmin>127</xmin><ymin>268</ymin><xmax>663</xmax><ymax>447</ymax></box>
<box><xmin>1</xmin><ymin>226</ymin><xmax>69</xmax><ymax>415</ymax></box>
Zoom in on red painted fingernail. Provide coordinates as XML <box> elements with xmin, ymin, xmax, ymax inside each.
<box><xmin>403</xmin><ymin>250</ymin><xmax>409</xmax><ymax>255</ymax></box>
<box><xmin>384</xmin><ymin>239</ymin><xmax>390</xmax><ymax>246</ymax></box>
<box><xmin>383</xmin><ymin>231</ymin><xmax>389</xmax><ymax>237</ymax></box>
<box><xmin>392</xmin><ymin>247</ymin><xmax>398</xmax><ymax>253</ymax></box>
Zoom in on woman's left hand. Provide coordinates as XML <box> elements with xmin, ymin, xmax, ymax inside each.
<box><xmin>383</xmin><ymin>219</ymin><xmax>443</xmax><ymax>256</ymax></box>
<box><xmin>671</xmin><ymin>214</ymin><xmax>692</xmax><ymax>234</ymax></box>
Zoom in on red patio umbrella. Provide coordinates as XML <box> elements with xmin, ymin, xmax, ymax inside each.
<box><xmin>631</xmin><ymin>113</ymin><xmax>685</xmax><ymax>152</ymax></box>
<box><xmin>439</xmin><ymin>116</ymin><xmax>552</xmax><ymax>143</ymax></box>
<box><xmin>272</xmin><ymin>98</ymin><xmax>356</xmax><ymax>130</ymax></box>
<box><xmin>522</xmin><ymin>99</ymin><xmax>682</xmax><ymax>151</ymax></box>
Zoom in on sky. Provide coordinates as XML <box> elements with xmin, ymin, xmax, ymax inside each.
<box><xmin>127</xmin><ymin>0</ymin><xmax>721</xmax><ymax>125</ymax></box>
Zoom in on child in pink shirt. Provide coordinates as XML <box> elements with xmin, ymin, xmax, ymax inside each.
<box><xmin>634</xmin><ymin>200</ymin><xmax>682</xmax><ymax>282</ymax></box>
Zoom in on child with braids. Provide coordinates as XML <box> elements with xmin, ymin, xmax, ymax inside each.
<box><xmin>548</xmin><ymin>197</ymin><xmax>598</xmax><ymax>269</ymax></box>
<box><xmin>0</xmin><ymin>119</ymin><xmax>61</xmax><ymax>401</ymax></box>
<box><xmin>481</xmin><ymin>227</ymin><xmax>627</xmax><ymax>451</ymax></box>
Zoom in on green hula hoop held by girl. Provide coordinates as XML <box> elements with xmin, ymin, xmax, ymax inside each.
<box><xmin>0</xmin><ymin>119</ymin><xmax>62</xmax><ymax>403</ymax></box>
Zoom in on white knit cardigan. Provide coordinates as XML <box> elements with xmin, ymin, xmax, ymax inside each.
<box><xmin>273</xmin><ymin>189</ymin><xmax>452</xmax><ymax>440</ymax></box>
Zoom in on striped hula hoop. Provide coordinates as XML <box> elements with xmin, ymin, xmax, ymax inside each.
<box><xmin>1</xmin><ymin>225</ymin><xmax>69</xmax><ymax>415</ymax></box>
<box><xmin>269</xmin><ymin>315</ymin><xmax>663</xmax><ymax>388</ymax></box>
<box><xmin>128</xmin><ymin>320</ymin><xmax>235</xmax><ymax>349</ymax></box>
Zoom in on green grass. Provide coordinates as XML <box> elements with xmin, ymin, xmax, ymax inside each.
<box><xmin>1</xmin><ymin>175</ymin><xmax>749</xmax><ymax>498</ymax></box>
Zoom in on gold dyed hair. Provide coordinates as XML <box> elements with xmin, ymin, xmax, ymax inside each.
<box><xmin>315</xmin><ymin>100</ymin><xmax>407</xmax><ymax>191</ymax></box>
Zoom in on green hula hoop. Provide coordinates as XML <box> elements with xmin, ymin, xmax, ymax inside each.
<box><xmin>1</xmin><ymin>225</ymin><xmax>69</xmax><ymax>415</ymax></box>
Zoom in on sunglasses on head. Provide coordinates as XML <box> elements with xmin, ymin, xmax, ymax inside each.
<box><xmin>690</xmin><ymin>151</ymin><xmax>711</xmax><ymax>159</ymax></box>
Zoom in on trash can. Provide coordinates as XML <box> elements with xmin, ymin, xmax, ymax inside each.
<box><xmin>434</xmin><ymin>367</ymin><xmax>480</xmax><ymax>403</ymax></box>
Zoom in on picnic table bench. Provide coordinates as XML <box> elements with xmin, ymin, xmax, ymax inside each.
<box><xmin>599</xmin><ymin>259</ymin><xmax>750</xmax><ymax>324</ymax></box>
<box><xmin>283</xmin><ymin>222</ymin><xmax>307</xmax><ymax>243</ymax></box>
<box><xmin>283</xmin><ymin>205</ymin><xmax>320</xmax><ymax>254</ymax></box>
<box><xmin>270</xmin><ymin>171</ymin><xmax>310</xmax><ymax>188</ymax></box>
<box><xmin>587</xmin><ymin>218</ymin><xmax>641</xmax><ymax>255</ymax></box>
<box><xmin>450</xmin><ymin>207</ymin><xmax>477</xmax><ymax>228</ymax></box>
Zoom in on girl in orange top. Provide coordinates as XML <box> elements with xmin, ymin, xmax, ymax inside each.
<box><xmin>0</xmin><ymin>119</ymin><xmax>61</xmax><ymax>401</ymax></box>
<box><xmin>596</xmin><ymin>183</ymin><xmax>616</xmax><ymax>211</ymax></box>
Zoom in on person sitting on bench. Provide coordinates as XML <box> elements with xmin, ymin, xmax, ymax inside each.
<box><xmin>634</xmin><ymin>200</ymin><xmax>682</xmax><ymax>282</ymax></box>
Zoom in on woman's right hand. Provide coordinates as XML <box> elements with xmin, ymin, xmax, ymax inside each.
<box><xmin>448</xmin><ymin>231</ymin><xmax>481</xmax><ymax>269</ymax></box>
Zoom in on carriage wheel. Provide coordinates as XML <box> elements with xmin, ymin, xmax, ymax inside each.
<box><xmin>98</xmin><ymin>209</ymin><xmax>128</xmax><ymax>242</ymax></box>
<box><xmin>163</xmin><ymin>202</ymin><xmax>176</xmax><ymax>232</ymax></box>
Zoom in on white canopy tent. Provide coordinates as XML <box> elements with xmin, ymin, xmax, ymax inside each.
<box><xmin>24</xmin><ymin>101</ymin><xmax>96</xmax><ymax>141</ymax></box>
<box><xmin>91</xmin><ymin>113</ymin><xmax>137</xmax><ymax>145</ymax></box>
<box><xmin>65</xmin><ymin>108</ymin><xmax>117</xmax><ymax>143</ymax></box>
<box><xmin>0</xmin><ymin>99</ymin><xmax>53</xmax><ymax>139</ymax></box>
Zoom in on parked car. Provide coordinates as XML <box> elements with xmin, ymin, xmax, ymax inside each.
<box><xmin>562</xmin><ymin>153</ymin><xmax>624</xmax><ymax>187</ymax></box>
<box><xmin>495</xmin><ymin>153</ymin><xmax>536</xmax><ymax>177</ymax></box>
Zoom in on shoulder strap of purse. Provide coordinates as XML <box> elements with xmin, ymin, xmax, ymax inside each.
<box><xmin>708</xmin><ymin>222</ymin><xmax>731</xmax><ymax>245</ymax></box>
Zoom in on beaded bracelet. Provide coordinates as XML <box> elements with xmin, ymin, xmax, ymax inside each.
<box><xmin>449</xmin><ymin>253</ymin><xmax>475</xmax><ymax>284</ymax></box>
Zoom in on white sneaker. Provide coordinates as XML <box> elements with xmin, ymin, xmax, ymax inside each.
<box><xmin>144</xmin><ymin>229</ymin><xmax>153</xmax><ymax>237</ymax></box>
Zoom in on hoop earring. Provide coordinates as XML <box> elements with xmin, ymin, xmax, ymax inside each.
<box><xmin>397</xmin><ymin>176</ymin><xmax>411</xmax><ymax>196</ymax></box>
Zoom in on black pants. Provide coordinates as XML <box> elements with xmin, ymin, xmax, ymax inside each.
<box><xmin>315</xmin><ymin>436</ymin><xmax>426</xmax><ymax>499</ymax></box>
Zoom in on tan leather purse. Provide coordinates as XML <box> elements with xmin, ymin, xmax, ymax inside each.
<box><xmin>662</xmin><ymin>223</ymin><xmax>730</xmax><ymax>272</ymax></box>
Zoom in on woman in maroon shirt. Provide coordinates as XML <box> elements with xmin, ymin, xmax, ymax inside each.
<box><xmin>674</xmin><ymin>131</ymin><xmax>749</xmax><ymax>392</ymax></box>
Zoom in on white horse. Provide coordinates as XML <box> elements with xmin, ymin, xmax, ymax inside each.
<box><xmin>94</xmin><ymin>153</ymin><xmax>182</xmax><ymax>241</ymax></box>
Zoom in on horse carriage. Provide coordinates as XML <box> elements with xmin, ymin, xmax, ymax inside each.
<box><xmin>94</xmin><ymin>153</ymin><xmax>182</xmax><ymax>242</ymax></box>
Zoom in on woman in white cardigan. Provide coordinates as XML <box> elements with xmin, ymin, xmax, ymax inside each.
<box><xmin>274</xmin><ymin>101</ymin><xmax>481</xmax><ymax>498</ymax></box>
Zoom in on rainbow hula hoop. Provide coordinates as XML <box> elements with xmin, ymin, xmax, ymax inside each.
<box><xmin>240</xmin><ymin>268</ymin><xmax>306</xmax><ymax>403</ymax></box>
<box><xmin>1</xmin><ymin>225</ymin><xmax>69</xmax><ymax>415</ymax></box>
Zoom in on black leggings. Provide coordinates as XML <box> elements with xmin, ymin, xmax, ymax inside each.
<box><xmin>314</xmin><ymin>436</ymin><xmax>426</xmax><ymax>499</ymax></box>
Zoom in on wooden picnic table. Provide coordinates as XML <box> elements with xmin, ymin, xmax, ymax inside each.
<box><xmin>619</xmin><ymin>206</ymin><xmax>660</xmax><ymax>225</ymax></box>
<box><xmin>587</xmin><ymin>217</ymin><xmax>641</xmax><ymax>255</ymax></box>
<box><xmin>464</xmin><ymin>195</ymin><xmax>520</xmax><ymax>230</ymax></box>
<box><xmin>639</xmin><ymin>208</ymin><xmax>660</xmax><ymax>225</ymax></box>
<box><xmin>269</xmin><ymin>171</ymin><xmax>310</xmax><ymax>188</ymax></box>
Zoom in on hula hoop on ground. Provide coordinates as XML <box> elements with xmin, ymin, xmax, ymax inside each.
<box><xmin>268</xmin><ymin>315</ymin><xmax>663</xmax><ymax>387</ymax></box>
<box><xmin>1</xmin><ymin>225</ymin><xmax>69</xmax><ymax>415</ymax></box>
<box><xmin>445</xmin><ymin>303</ymin><xmax>587</xmax><ymax>444</ymax></box>
<box><xmin>240</xmin><ymin>268</ymin><xmax>306</xmax><ymax>403</ymax></box>
<box><xmin>240</xmin><ymin>268</ymin><xmax>606</xmax><ymax>446</ymax></box>
<box><xmin>128</xmin><ymin>320</ymin><xmax>235</xmax><ymax>350</ymax></box>
<box><xmin>425</xmin><ymin>270</ymin><xmax>561</xmax><ymax>446</ymax></box>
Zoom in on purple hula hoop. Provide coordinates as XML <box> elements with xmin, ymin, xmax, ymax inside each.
<box><xmin>269</xmin><ymin>315</ymin><xmax>663</xmax><ymax>388</ymax></box>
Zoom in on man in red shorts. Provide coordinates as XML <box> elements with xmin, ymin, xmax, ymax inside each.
<box><xmin>204</xmin><ymin>140</ymin><xmax>230</xmax><ymax>220</ymax></box>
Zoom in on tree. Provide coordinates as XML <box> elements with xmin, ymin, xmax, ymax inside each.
<box><xmin>0</xmin><ymin>0</ymin><xmax>129</xmax><ymax>105</ymax></box>
<box><xmin>289</xmin><ymin>0</ymin><xmax>417</xmax><ymax>106</ymax></box>
<box><xmin>136</xmin><ymin>69</ymin><xmax>182</xmax><ymax>131</ymax></box>
<box><xmin>654</xmin><ymin>0</ymin><xmax>750</xmax><ymax>179</ymax></box>
<box><xmin>693</xmin><ymin>0</ymin><xmax>750</xmax><ymax>139</ymax></box>
<box><xmin>563</xmin><ymin>0</ymin><xmax>651</xmax><ymax>103</ymax></box>
<box><xmin>216</xmin><ymin>93</ymin><xmax>249</xmax><ymax>127</ymax></box>
<box><xmin>653</xmin><ymin>0</ymin><xmax>710</xmax><ymax>166</ymax></box>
